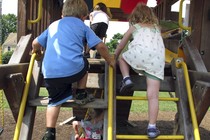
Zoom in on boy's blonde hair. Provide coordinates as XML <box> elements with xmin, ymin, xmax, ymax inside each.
<box><xmin>62</xmin><ymin>0</ymin><xmax>88</xmax><ymax>19</ymax></box>
<box><xmin>129</xmin><ymin>3</ymin><xmax>159</xmax><ymax>25</ymax></box>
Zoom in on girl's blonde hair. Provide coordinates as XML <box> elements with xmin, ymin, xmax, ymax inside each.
<box><xmin>129</xmin><ymin>3</ymin><xmax>159</xmax><ymax>25</ymax></box>
<box><xmin>62</xmin><ymin>0</ymin><xmax>88</xmax><ymax>19</ymax></box>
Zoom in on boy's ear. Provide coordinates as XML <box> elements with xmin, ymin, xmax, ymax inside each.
<box><xmin>81</xmin><ymin>15</ymin><xmax>88</xmax><ymax>21</ymax></box>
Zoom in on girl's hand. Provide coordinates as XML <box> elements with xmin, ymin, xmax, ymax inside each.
<box><xmin>75</xmin><ymin>133</ymin><xmax>80</xmax><ymax>140</ymax></box>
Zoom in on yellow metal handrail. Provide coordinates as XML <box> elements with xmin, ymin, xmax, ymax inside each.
<box><xmin>117</xmin><ymin>96</ymin><xmax>179</xmax><ymax>101</ymax></box>
<box><xmin>175</xmin><ymin>59</ymin><xmax>200</xmax><ymax>140</ymax></box>
<box><xmin>108</xmin><ymin>65</ymin><xmax>114</xmax><ymax>140</ymax></box>
<box><xmin>13</xmin><ymin>53</ymin><xmax>36</xmax><ymax>140</ymax></box>
<box><xmin>179</xmin><ymin>0</ymin><xmax>191</xmax><ymax>32</ymax></box>
<box><xmin>27</xmin><ymin>0</ymin><xmax>43</xmax><ymax>26</ymax></box>
<box><xmin>117</xmin><ymin>135</ymin><xmax>184</xmax><ymax>139</ymax></box>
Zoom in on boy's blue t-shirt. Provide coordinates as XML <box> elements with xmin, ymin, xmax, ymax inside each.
<box><xmin>37</xmin><ymin>17</ymin><xmax>101</xmax><ymax>78</ymax></box>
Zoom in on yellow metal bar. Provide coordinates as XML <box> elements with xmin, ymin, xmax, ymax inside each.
<box><xmin>108</xmin><ymin>65</ymin><xmax>114</xmax><ymax>140</ymax></box>
<box><xmin>116</xmin><ymin>96</ymin><xmax>179</xmax><ymax>101</ymax></box>
<box><xmin>28</xmin><ymin>0</ymin><xmax>43</xmax><ymax>25</ymax></box>
<box><xmin>176</xmin><ymin>59</ymin><xmax>200</xmax><ymax>140</ymax></box>
<box><xmin>179</xmin><ymin>0</ymin><xmax>191</xmax><ymax>32</ymax></box>
<box><xmin>13</xmin><ymin>53</ymin><xmax>36</xmax><ymax>140</ymax></box>
<box><xmin>116</xmin><ymin>135</ymin><xmax>184</xmax><ymax>139</ymax></box>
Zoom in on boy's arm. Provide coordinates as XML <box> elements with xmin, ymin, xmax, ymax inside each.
<box><xmin>32</xmin><ymin>38</ymin><xmax>42</xmax><ymax>53</ymax></box>
<box><xmin>32</xmin><ymin>38</ymin><xmax>44</xmax><ymax>61</ymax></box>
<box><xmin>95</xmin><ymin>42</ymin><xmax>115</xmax><ymax>68</ymax></box>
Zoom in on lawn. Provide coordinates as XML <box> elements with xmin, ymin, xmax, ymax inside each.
<box><xmin>130</xmin><ymin>91</ymin><xmax>177</xmax><ymax>112</ymax></box>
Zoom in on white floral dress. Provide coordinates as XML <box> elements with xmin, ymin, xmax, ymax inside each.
<box><xmin>122</xmin><ymin>24</ymin><xmax>165</xmax><ymax>80</ymax></box>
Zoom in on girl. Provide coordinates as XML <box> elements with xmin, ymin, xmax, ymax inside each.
<box><xmin>73</xmin><ymin>109</ymin><xmax>104</xmax><ymax>140</ymax></box>
<box><xmin>115</xmin><ymin>3</ymin><xmax>165</xmax><ymax>139</ymax></box>
<box><xmin>84</xmin><ymin>3</ymin><xmax>111</xmax><ymax>58</ymax></box>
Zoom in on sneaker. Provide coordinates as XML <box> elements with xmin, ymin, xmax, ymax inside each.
<box><xmin>95</xmin><ymin>53</ymin><xmax>101</xmax><ymax>59</ymax></box>
<box><xmin>84</xmin><ymin>52</ymin><xmax>90</xmax><ymax>58</ymax></box>
<box><xmin>75</xmin><ymin>92</ymin><xmax>95</xmax><ymax>105</ymax></box>
<box><xmin>120</xmin><ymin>77</ymin><xmax>134</xmax><ymax>94</ymax></box>
<box><xmin>147</xmin><ymin>127</ymin><xmax>160</xmax><ymax>139</ymax></box>
<box><xmin>42</xmin><ymin>131</ymin><xmax>55</xmax><ymax>140</ymax></box>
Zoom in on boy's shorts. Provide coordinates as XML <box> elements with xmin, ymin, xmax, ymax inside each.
<box><xmin>90</xmin><ymin>22</ymin><xmax>108</xmax><ymax>38</ymax></box>
<box><xmin>45</xmin><ymin>57</ymin><xmax>89</xmax><ymax>107</ymax></box>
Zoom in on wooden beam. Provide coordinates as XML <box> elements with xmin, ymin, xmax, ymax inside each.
<box><xmin>182</xmin><ymin>37</ymin><xmax>207</xmax><ymax>72</ymax></box>
<box><xmin>199</xmin><ymin>0</ymin><xmax>210</xmax><ymax>71</ymax></box>
<box><xmin>87</xmin><ymin>73</ymin><xmax>104</xmax><ymax>89</ymax></box>
<box><xmin>0</xmin><ymin>63</ymin><xmax>28</xmax><ymax>89</ymax></box>
<box><xmin>192</xmin><ymin>81</ymin><xmax>210</xmax><ymax>125</ymax></box>
<box><xmin>116</xmin><ymin>75</ymin><xmax>175</xmax><ymax>92</ymax></box>
<box><xmin>170</xmin><ymin>0</ymin><xmax>179</xmax><ymax>5</ymax></box>
<box><xmin>28</xmin><ymin>97</ymin><xmax>107</xmax><ymax>108</ymax></box>
<box><xmin>3</xmin><ymin>73</ymin><xmax>25</xmax><ymax>121</ymax></box>
<box><xmin>88</xmin><ymin>58</ymin><xmax>105</xmax><ymax>65</ymax></box>
<box><xmin>9</xmin><ymin>34</ymin><xmax>32</xmax><ymax>64</ymax></box>
<box><xmin>17</xmin><ymin>0</ymin><xmax>28</xmax><ymax>40</ymax></box>
<box><xmin>171</xmin><ymin>59</ymin><xmax>195</xmax><ymax>139</ymax></box>
<box><xmin>190</xmin><ymin>0</ymin><xmax>205</xmax><ymax>52</ymax></box>
<box><xmin>188</xmin><ymin>70</ymin><xmax>210</xmax><ymax>87</ymax></box>
<box><xmin>19</xmin><ymin>61</ymin><xmax>43</xmax><ymax>140</ymax></box>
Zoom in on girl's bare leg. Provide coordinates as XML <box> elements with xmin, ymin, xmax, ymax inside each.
<box><xmin>118</xmin><ymin>57</ymin><xmax>130</xmax><ymax>77</ymax></box>
<box><xmin>146</xmin><ymin>78</ymin><xmax>160</xmax><ymax>124</ymax></box>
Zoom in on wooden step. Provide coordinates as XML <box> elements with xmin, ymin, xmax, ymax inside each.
<box><xmin>28</xmin><ymin>96</ymin><xmax>107</xmax><ymax>108</ymax></box>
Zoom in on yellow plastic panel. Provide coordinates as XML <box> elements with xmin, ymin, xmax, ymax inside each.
<box><xmin>165</xmin><ymin>48</ymin><xmax>178</xmax><ymax>63</ymax></box>
<box><xmin>93</xmin><ymin>0</ymin><xmax>121</xmax><ymax>8</ymax></box>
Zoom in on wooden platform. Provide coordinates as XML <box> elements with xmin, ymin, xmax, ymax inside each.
<box><xmin>28</xmin><ymin>96</ymin><xmax>107</xmax><ymax>108</ymax></box>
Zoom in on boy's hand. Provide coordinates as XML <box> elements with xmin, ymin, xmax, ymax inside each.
<box><xmin>108</xmin><ymin>56</ymin><xmax>116</xmax><ymax>69</ymax></box>
<box><xmin>31</xmin><ymin>49</ymin><xmax>43</xmax><ymax>61</ymax></box>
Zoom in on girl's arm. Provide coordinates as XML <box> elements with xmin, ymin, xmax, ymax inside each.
<box><xmin>72</xmin><ymin>121</ymin><xmax>81</xmax><ymax>140</ymax></box>
<box><xmin>114</xmin><ymin>26</ymin><xmax>135</xmax><ymax>59</ymax></box>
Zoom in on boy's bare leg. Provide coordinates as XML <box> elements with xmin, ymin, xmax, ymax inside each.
<box><xmin>77</xmin><ymin>72</ymin><xmax>88</xmax><ymax>89</ymax></box>
<box><xmin>46</xmin><ymin>106</ymin><xmax>61</xmax><ymax>127</ymax></box>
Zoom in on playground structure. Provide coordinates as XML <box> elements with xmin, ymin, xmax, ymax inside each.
<box><xmin>0</xmin><ymin>0</ymin><xmax>210</xmax><ymax>139</ymax></box>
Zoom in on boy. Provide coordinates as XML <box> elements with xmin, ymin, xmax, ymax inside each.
<box><xmin>32</xmin><ymin>0</ymin><xmax>115</xmax><ymax>139</ymax></box>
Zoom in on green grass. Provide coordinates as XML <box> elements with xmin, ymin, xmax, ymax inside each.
<box><xmin>130</xmin><ymin>91</ymin><xmax>177</xmax><ymax>113</ymax></box>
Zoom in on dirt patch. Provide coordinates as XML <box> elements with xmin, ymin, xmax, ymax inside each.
<box><xmin>0</xmin><ymin>110</ymin><xmax>209</xmax><ymax>140</ymax></box>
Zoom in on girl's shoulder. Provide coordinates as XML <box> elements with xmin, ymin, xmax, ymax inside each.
<box><xmin>135</xmin><ymin>23</ymin><xmax>156</xmax><ymax>28</ymax></box>
<box><xmin>135</xmin><ymin>23</ymin><xmax>160</xmax><ymax>32</ymax></box>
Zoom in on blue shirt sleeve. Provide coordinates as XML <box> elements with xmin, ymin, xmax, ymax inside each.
<box><xmin>37</xmin><ymin>29</ymin><xmax>48</xmax><ymax>48</ymax></box>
